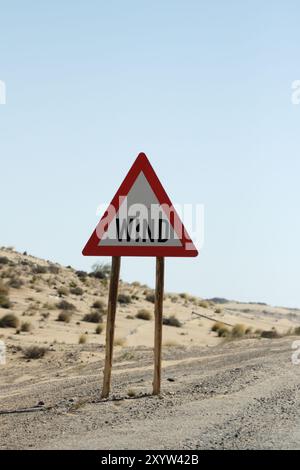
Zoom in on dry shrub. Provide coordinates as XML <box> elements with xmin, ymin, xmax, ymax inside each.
<box><xmin>0</xmin><ymin>295</ymin><xmax>11</xmax><ymax>309</ymax></box>
<box><xmin>79</xmin><ymin>334</ymin><xmax>87</xmax><ymax>344</ymax></box>
<box><xmin>92</xmin><ymin>300</ymin><xmax>105</xmax><ymax>310</ymax></box>
<box><xmin>145</xmin><ymin>292</ymin><xmax>155</xmax><ymax>303</ymax></box>
<box><xmin>23</xmin><ymin>345</ymin><xmax>47</xmax><ymax>359</ymax></box>
<box><xmin>218</xmin><ymin>326</ymin><xmax>230</xmax><ymax>337</ymax></box>
<box><xmin>0</xmin><ymin>280</ymin><xmax>9</xmax><ymax>296</ymax></box>
<box><xmin>57</xmin><ymin>311</ymin><xmax>72</xmax><ymax>323</ymax></box>
<box><xmin>21</xmin><ymin>321</ymin><xmax>32</xmax><ymax>332</ymax></box>
<box><xmin>211</xmin><ymin>321</ymin><xmax>226</xmax><ymax>332</ymax></box>
<box><xmin>136</xmin><ymin>309</ymin><xmax>152</xmax><ymax>321</ymax></box>
<box><xmin>232</xmin><ymin>324</ymin><xmax>247</xmax><ymax>338</ymax></box>
<box><xmin>7</xmin><ymin>277</ymin><xmax>24</xmax><ymax>289</ymax></box>
<box><xmin>95</xmin><ymin>324</ymin><xmax>104</xmax><ymax>334</ymax></box>
<box><xmin>163</xmin><ymin>315</ymin><xmax>182</xmax><ymax>327</ymax></box>
<box><xmin>70</xmin><ymin>286</ymin><xmax>84</xmax><ymax>296</ymax></box>
<box><xmin>294</xmin><ymin>326</ymin><xmax>300</xmax><ymax>335</ymax></box>
<box><xmin>83</xmin><ymin>311</ymin><xmax>103</xmax><ymax>323</ymax></box>
<box><xmin>57</xmin><ymin>286</ymin><xmax>69</xmax><ymax>296</ymax></box>
<box><xmin>117</xmin><ymin>294</ymin><xmax>132</xmax><ymax>304</ymax></box>
<box><xmin>114</xmin><ymin>337</ymin><xmax>126</xmax><ymax>347</ymax></box>
<box><xmin>261</xmin><ymin>329</ymin><xmax>280</xmax><ymax>339</ymax></box>
<box><xmin>0</xmin><ymin>314</ymin><xmax>19</xmax><ymax>328</ymax></box>
<box><xmin>56</xmin><ymin>300</ymin><xmax>75</xmax><ymax>311</ymax></box>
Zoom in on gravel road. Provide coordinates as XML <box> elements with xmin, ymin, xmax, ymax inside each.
<box><xmin>1</xmin><ymin>337</ymin><xmax>300</xmax><ymax>449</ymax></box>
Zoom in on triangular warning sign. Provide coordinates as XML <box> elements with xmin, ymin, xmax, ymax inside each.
<box><xmin>82</xmin><ymin>153</ymin><xmax>198</xmax><ymax>257</ymax></box>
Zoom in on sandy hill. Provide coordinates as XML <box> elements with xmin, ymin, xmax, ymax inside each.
<box><xmin>0</xmin><ymin>246</ymin><xmax>299</xmax><ymax>356</ymax></box>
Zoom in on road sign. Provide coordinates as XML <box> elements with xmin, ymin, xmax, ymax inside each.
<box><xmin>82</xmin><ymin>152</ymin><xmax>199</xmax><ymax>399</ymax></box>
<box><xmin>82</xmin><ymin>152</ymin><xmax>198</xmax><ymax>257</ymax></box>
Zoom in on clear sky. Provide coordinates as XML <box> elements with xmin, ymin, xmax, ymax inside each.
<box><xmin>1</xmin><ymin>1</ymin><xmax>300</xmax><ymax>307</ymax></box>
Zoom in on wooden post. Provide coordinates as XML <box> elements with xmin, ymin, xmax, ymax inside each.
<box><xmin>153</xmin><ymin>257</ymin><xmax>165</xmax><ymax>395</ymax></box>
<box><xmin>101</xmin><ymin>256</ymin><xmax>121</xmax><ymax>399</ymax></box>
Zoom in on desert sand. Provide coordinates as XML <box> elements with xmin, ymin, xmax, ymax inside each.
<box><xmin>1</xmin><ymin>247</ymin><xmax>300</xmax><ymax>449</ymax></box>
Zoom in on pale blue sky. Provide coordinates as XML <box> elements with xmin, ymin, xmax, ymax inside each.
<box><xmin>1</xmin><ymin>1</ymin><xmax>300</xmax><ymax>307</ymax></box>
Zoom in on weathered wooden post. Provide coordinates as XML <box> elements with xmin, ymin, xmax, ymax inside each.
<box><xmin>101</xmin><ymin>256</ymin><xmax>121</xmax><ymax>398</ymax></box>
<box><xmin>153</xmin><ymin>257</ymin><xmax>165</xmax><ymax>395</ymax></box>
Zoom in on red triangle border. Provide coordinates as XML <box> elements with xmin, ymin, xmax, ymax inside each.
<box><xmin>82</xmin><ymin>153</ymin><xmax>198</xmax><ymax>257</ymax></box>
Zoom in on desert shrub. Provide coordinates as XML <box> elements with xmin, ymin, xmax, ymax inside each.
<box><xmin>95</xmin><ymin>324</ymin><xmax>104</xmax><ymax>334</ymax></box>
<box><xmin>199</xmin><ymin>301</ymin><xmax>209</xmax><ymax>308</ymax></box>
<box><xmin>89</xmin><ymin>263</ymin><xmax>111</xmax><ymax>279</ymax></box>
<box><xmin>57</xmin><ymin>286</ymin><xmax>69</xmax><ymax>296</ymax></box>
<box><xmin>127</xmin><ymin>389</ymin><xmax>136</xmax><ymax>397</ymax></box>
<box><xmin>211</xmin><ymin>321</ymin><xmax>226</xmax><ymax>332</ymax></box>
<box><xmin>56</xmin><ymin>300</ymin><xmax>75</xmax><ymax>311</ymax></box>
<box><xmin>92</xmin><ymin>300</ymin><xmax>105</xmax><ymax>310</ymax></box>
<box><xmin>208</xmin><ymin>297</ymin><xmax>229</xmax><ymax>304</ymax></box>
<box><xmin>114</xmin><ymin>337</ymin><xmax>126</xmax><ymax>346</ymax></box>
<box><xmin>254</xmin><ymin>328</ymin><xmax>263</xmax><ymax>335</ymax></box>
<box><xmin>0</xmin><ymin>314</ymin><xmax>19</xmax><ymax>328</ymax></box>
<box><xmin>131</xmin><ymin>281</ymin><xmax>141</xmax><ymax>287</ymax></box>
<box><xmin>232</xmin><ymin>324</ymin><xmax>247</xmax><ymax>338</ymax></box>
<box><xmin>245</xmin><ymin>327</ymin><xmax>253</xmax><ymax>335</ymax></box>
<box><xmin>163</xmin><ymin>315</ymin><xmax>182</xmax><ymax>327</ymax></box>
<box><xmin>41</xmin><ymin>312</ymin><xmax>50</xmax><ymax>320</ymax></box>
<box><xmin>0</xmin><ymin>294</ymin><xmax>11</xmax><ymax>309</ymax></box>
<box><xmin>218</xmin><ymin>326</ymin><xmax>230</xmax><ymax>337</ymax></box>
<box><xmin>7</xmin><ymin>277</ymin><xmax>23</xmax><ymax>289</ymax></box>
<box><xmin>23</xmin><ymin>346</ymin><xmax>47</xmax><ymax>359</ymax></box>
<box><xmin>79</xmin><ymin>334</ymin><xmax>87</xmax><ymax>344</ymax></box>
<box><xmin>118</xmin><ymin>294</ymin><xmax>132</xmax><ymax>304</ymax></box>
<box><xmin>70</xmin><ymin>286</ymin><xmax>84</xmax><ymax>296</ymax></box>
<box><xmin>145</xmin><ymin>292</ymin><xmax>155</xmax><ymax>303</ymax></box>
<box><xmin>0</xmin><ymin>256</ymin><xmax>9</xmax><ymax>265</ymax></box>
<box><xmin>48</xmin><ymin>264</ymin><xmax>60</xmax><ymax>274</ymax></box>
<box><xmin>261</xmin><ymin>329</ymin><xmax>280</xmax><ymax>339</ymax></box>
<box><xmin>83</xmin><ymin>311</ymin><xmax>103</xmax><ymax>323</ymax></box>
<box><xmin>43</xmin><ymin>302</ymin><xmax>55</xmax><ymax>310</ymax></box>
<box><xmin>20</xmin><ymin>321</ymin><xmax>32</xmax><ymax>332</ymax></box>
<box><xmin>0</xmin><ymin>281</ymin><xmax>8</xmax><ymax>296</ymax></box>
<box><xmin>179</xmin><ymin>293</ymin><xmax>189</xmax><ymax>299</ymax></box>
<box><xmin>57</xmin><ymin>311</ymin><xmax>72</xmax><ymax>323</ymax></box>
<box><xmin>294</xmin><ymin>326</ymin><xmax>300</xmax><ymax>335</ymax></box>
<box><xmin>214</xmin><ymin>308</ymin><xmax>222</xmax><ymax>314</ymax></box>
<box><xmin>75</xmin><ymin>270</ymin><xmax>88</xmax><ymax>279</ymax></box>
<box><xmin>32</xmin><ymin>265</ymin><xmax>48</xmax><ymax>274</ymax></box>
<box><xmin>136</xmin><ymin>309</ymin><xmax>152</xmax><ymax>321</ymax></box>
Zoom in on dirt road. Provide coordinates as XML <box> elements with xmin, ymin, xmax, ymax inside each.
<box><xmin>1</xmin><ymin>337</ymin><xmax>300</xmax><ymax>449</ymax></box>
